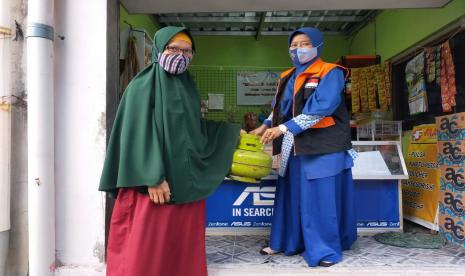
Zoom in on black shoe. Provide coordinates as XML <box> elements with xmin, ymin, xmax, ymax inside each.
<box><xmin>318</xmin><ymin>261</ymin><xmax>336</xmax><ymax>267</ymax></box>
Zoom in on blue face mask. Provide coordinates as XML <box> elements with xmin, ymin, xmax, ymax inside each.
<box><xmin>289</xmin><ymin>44</ymin><xmax>322</xmax><ymax>64</ymax></box>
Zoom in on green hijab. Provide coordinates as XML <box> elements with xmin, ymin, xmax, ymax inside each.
<box><xmin>99</xmin><ymin>26</ymin><xmax>240</xmax><ymax>204</ymax></box>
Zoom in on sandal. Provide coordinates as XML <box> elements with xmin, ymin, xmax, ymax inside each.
<box><xmin>259</xmin><ymin>247</ymin><xmax>280</xmax><ymax>255</ymax></box>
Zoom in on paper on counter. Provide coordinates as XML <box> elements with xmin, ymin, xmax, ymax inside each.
<box><xmin>352</xmin><ymin>151</ymin><xmax>392</xmax><ymax>176</ymax></box>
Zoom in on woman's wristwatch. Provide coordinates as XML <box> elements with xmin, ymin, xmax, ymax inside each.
<box><xmin>278</xmin><ymin>124</ymin><xmax>288</xmax><ymax>133</ymax></box>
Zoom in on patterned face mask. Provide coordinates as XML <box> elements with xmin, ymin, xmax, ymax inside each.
<box><xmin>158</xmin><ymin>53</ymin><xmax>192</xmax><ymax>75</ymax></box>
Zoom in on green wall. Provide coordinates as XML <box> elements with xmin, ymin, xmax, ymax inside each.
<box><xmin>119</xmin><ymin>1</ymin><xmax>465</xmax><ymax>125</ymax></box>
<box><xmin>119</xmin><ymin>7</ymin><xmax>350</xmax><ymax>124</ymax></box>
<box><xmin>350</xmin><ymin>0</ymin><xmax>465</xmax><ymax>60</ymax></box>
<box><xmin>190</xmin><ymin>35</ymin><xmax>349</xmax><ymax>124</ymax></box>
<box><xmin>120</xmin><ymin>5</ymin><xmax>159</xmax><ymax>38</ymax></box>
<box><xmin>191</xmin><ymin>34</ymin><xmax>349</xmax><ymax>67</ymax></box>
<box><xmin>119</xmin><ymin>4</ymin><xmax>350</xmax><ymax>68</ymax></box>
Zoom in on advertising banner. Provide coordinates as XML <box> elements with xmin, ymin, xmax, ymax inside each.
<box><xmin>207</xmin><ymin>179</ymin><xmax>401</xmax><ymax>231</ymax></box>
<box><xmin>402</xmin><ymin>124</ymin><xmax>440</xmax><ymax>229</ymax></box>
<box><xmin>436</xmin><ymin>112</ymin><xmax>465</xmax><ymax>248</ymax></box>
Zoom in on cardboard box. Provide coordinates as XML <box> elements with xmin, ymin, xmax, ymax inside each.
<box><xmin>438</xmin><ymin>215</ymin><xmax>465</xmax><ymax>247</ymax></box>
<box><xmin>437</xmin><ymin>141</ymin><xmax>465</xmax><ymax>166</ymax></box>
<box><xmin>436</xmin><ymin>112</ymin><xmax>465</xmax><ymax>141</ymax></box>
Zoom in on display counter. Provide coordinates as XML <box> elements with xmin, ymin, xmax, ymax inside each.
<box><xmin>206</xmin><ymin>141</ymin><xmax>408</xmax><ymax>235</ymax></box>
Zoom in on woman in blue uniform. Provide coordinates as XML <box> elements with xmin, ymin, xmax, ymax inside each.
<box><xmin>250</xmin><ymin>27</ymin><xmax>357</xmax><ymax>267</ymax></box>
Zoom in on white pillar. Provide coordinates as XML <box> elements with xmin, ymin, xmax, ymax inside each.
<box><xmin>0</xmin><ymin>0</ymin><xmax>12</xmax><ymax>274</ymax></box>
<box><xmin>26</xmin><ymin>0</ymin><xmax>55</xmax><ymax>274</ymax></box>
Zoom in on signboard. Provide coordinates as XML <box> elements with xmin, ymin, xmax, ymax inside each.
<box><xmin>206</xmin><ymin>179</ymin><xmax>275</xmax><ymax>228</ymax></box>
<box><xmin>236</xmin><ymin>71</ymin><xmax>279</xmax><ymax>106</ymax></box>
<box><xmin>206</xmin><ymin>179</ymin><xmax>401</xmax><ymax>231</ymax></box>
<box><xmin>436</xmin><ymin>112</ymin><xmax>465</xmax><ymax>248</ymax></box>
<box><xmin>355</xmin><ymin>180</ymin><xmax>400</xmax><ymax>229</ymax></box>
<box><xmin>402</xmin><ymin>124</ymin><xmax>440</xmax><ymax>229</ymax></box>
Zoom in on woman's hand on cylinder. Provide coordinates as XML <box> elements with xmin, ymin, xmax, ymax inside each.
<box><xmin>249</xmin><ymin>124</ymin><xmax>268</xmax><ymax>136</ymax></box>
<box><xmin>148</xmin><ymin>180</ymin><xmax>171</xmax><ymax>204</ymax></box>
<box><xmin>260</xmin><ymin>127</ymin><xmax>283</xmax><ymax>144</ymax></box>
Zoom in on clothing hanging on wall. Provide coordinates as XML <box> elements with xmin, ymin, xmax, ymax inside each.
<box><xmin>440</xmin><ymin>40</ymin><xmax>457</xmax><ymax>113</ymax></box>
<box><xmin>120</xmin><ymin>36</ymin><xmax>140</xmax><ymax>99</ymax></box>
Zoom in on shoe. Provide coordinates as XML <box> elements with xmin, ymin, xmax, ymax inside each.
<box><xmin>318</xmin><ymin>261</ymin><xmax>336</xmax><ymax>267</ymax></box>
<box><xmin>259</xmin><ymin>247</ymin><xmax>280</xmax><ymax>255</ymax></box>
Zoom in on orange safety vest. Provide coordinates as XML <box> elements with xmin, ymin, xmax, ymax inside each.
<box><xmin>276</xmin><ymin>58</ymin><xmax>348</xmax><ymax>129</ymax></box>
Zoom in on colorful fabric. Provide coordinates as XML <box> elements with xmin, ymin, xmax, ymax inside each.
<box><xmin>279</xmin><ymin>132</ymin><xmax>294</xmax><ymax>176</ymax></box>
<box><xmin>285</xmin><ymin>114</ymin><xmax>323</xmax><ymax>135</ymax></box>
<box><xmin>158</xmin><ymin>53</ymin><xmax>191</xmax><ymax>75</ymax></box>
<box><xmin>440</xmin><ymin>41</ymin><xmax>457</xmax><ymax>112</ymax></box>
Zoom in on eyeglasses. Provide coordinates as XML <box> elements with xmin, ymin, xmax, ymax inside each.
<box><xmin>165</xmin><ymin>46</ymin><xmax>193</xmax><ymax>55</ymax></box>
<box><xmin>289</xmin><ymin>41</ymin><xmax>313</xmax><ymax>49</ymax></box>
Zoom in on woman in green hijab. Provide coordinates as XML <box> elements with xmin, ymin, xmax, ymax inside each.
<box><xmin>99</xmin><ymin>26</ymin><xmax>240</xmax><ymax>276</ymax></box>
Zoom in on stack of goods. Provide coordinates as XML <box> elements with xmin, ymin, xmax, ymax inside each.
<box><xmin>350</xmin><ymin>62</ymin><xmax>392</xmax><ymax>114</ymax></box>
<box><xmin>440</xmin><ymin>41</ymin><xmax>457</xmax><ymax>113</ymax></box>
<box><xmin>359</xmin><ymin>67</ymin><xmax>370</xmax><ymax>113</ymax></box>
<box><xmin>436</xmin><ymin>112</ymin><xmax>465</xmax><ymax>248</ymax></box>
<box><xmin>424</xmin><ymin>41</ymin><xmax>457</xmax><ymax>113</ymax></box>
<box><xmin>435</xmin><ymin>46</ymin><xmax>442</xmax><ymax>86</ymax></box>
<box><xmin>374</xmin><ymin>63</ymin><xmax>390</xmax><ymax>111</ymax></box>
<box><xmin>383</xmin><ymin>62</ymin><xmax>392</xmax><ymax>108</ymax></box>
<box><xmin>366</xmin><ymin>66</ymin><xmax>378</xmax><ymax>111</ymax></box>
<box><xmin>350</xmin><ymin>68</ymin><xmax>362</xmax><ymax>113</ymax></box>
<box><xmin>425</xmin><ymin>46</ymin><xmax>440</xmax><ymax>83</ymax></box>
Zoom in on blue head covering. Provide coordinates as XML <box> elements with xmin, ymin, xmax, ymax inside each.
<box><xmin>288</xmin><ymin>27</ymin><xmax>324</xmax><ymax>69</ymax></box>
<box><xmin>279</xmin><ymin>27</ymin><xmax>324</xmax><ymax>116</ymax></box>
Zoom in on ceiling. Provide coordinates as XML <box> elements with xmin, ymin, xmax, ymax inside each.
<box><xmin>152</xmin><ymin>10</ymin><xmax>379</xmax><ymax>37</ymax></box>
<box><xmin>121</xmin><ymin>0</ymin><xmax>451</xmax><ymax>13</ymax></box>
<box><xmin>120</xmin><ymin>0</ymin><xmax>452</xmax><ymax>37</ymax></box>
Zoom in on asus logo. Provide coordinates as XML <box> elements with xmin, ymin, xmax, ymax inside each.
<box><xmin>233</xmin><ymin>186</ymin><xmax>276</xmax><ymax>206</ymax></box>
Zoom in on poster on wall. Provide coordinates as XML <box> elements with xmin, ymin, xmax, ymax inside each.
<box><xmin>405</xmin><ymin>53</ymin><xmax>428</xmax><ymax>115</ymax></box>
<box><xmin>237</xmin><ymin>71</ymin><xmax>280</xmax><ymax>106</ymax></box>
<box><xmin>402</xmin><ymin>124</ymin><xmax>440</xmax><ymax>230</ymax></box>
<box><xmin>436</xmin><ymin>112</ymin><xmax>465</xmax><ymax>248</ymax></box>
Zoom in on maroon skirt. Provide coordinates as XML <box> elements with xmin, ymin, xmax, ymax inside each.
<box><xmin>106</xmin><ymin>188</ymin><xmax>207</xmax><ymax>276</ymax></box>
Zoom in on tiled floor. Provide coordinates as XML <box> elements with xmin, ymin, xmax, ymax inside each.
<box><xmin>206</xmin><ymin>221</ymin><xmax>465</xmax><ymax>275</ymax></box>
<box><xmin>206</xmin><ymin>235</ymin><xmax>465</xmax><ymax>267</ymax></box>
<box><xmin>55</xmin><ymin>222</ymin><xmax>465</xmax><ymax>276</ymax></box>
